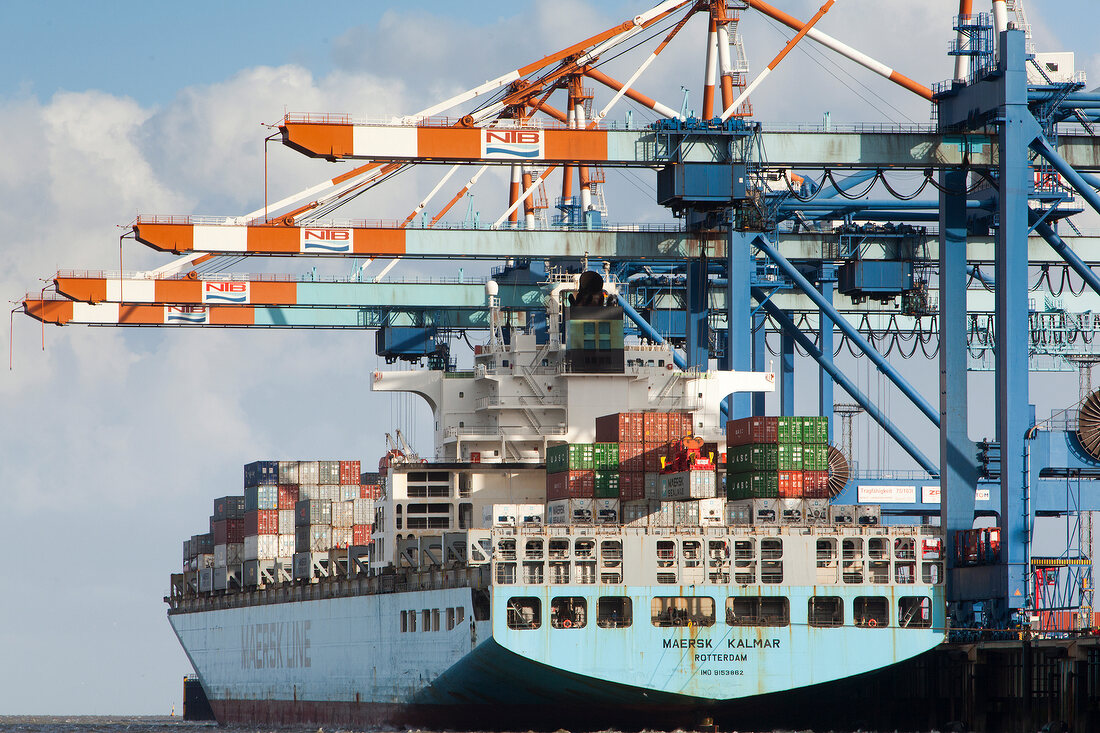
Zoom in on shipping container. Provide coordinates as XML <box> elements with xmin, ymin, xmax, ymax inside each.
<box><xmin>802</xmin><ymin>444</ymin><xmax>830</xmax><ymax>471</ymax></box>
<box><xmin>660</xmin><ymin>470</ymin><xmax>717</xmax><ymax>501</ymax></box>
<box><xmin>332</xmin><ymin>527</ymin><xmax>353</xmax><ymax>549</ymax></box>
<box><xmin>277</xmin><ymin>484</ymin><xmax>299</xmax><ymax>509</ymax></box>
<box><xmin>517</xmin><ymin>503</ymin><xmax>545</xmax><ymax>525</ymax></box>
<box><xmin>594</xmin><ymin>498</ymin><xmax>620</xmax><ymax>525</ymax></box>
<box><xmin>803</xmin><ymin>499</ymin><xmax>830</xmax><ymax>525</ymax></box>
<box><xmin>213</xmin><ymin>495</ymin><xmax>246</xmax><ymax>521</ymax></box>
<box><xmin>618</xmin><ymin>471</ymin><xmax>646</xmax><ymax>501</ymax></box>
<box><xmin>622</xmin><ymin>499</ymin><xmax>657</xmax><ymax>528</ymax></box>
<box><xmin>278</xmin><ymin>509</ymin><xmax>295</xmax><ymax>535</ymax></box>
<box><xmin>643</xmin><ymin>444</ymin><xmax>668</xmax><ymax>472</ymax></box>
<box><xmin>617</xmin><ymin>441</ymin><xmax>645</xmax><ymax>473</ymax></box>
<box><xmin>727</xmin><ymin>444</ymin><xmax>779</xmax><ymax>472</ymax></box>
<box><xmin>802</xmin><ymin>470</ymin><xmax>830</xmax><ymax>498</ymax></box>
<box><xmin>245</xmin><ymin>484</ymin><xmax>279</xmax><ymax>512</ymax></box>
<box><xmin>292</xmin><ymin>551</ymin><xmax>329</xmax><ymax>580</ymax></box>
<box><xmin>595</xmin><ymin>412</ymin><xmax>644</xmax><ymax>443</ymax></box>
<box><xmin>191</xmin><ymin>533</ymin><xmax>214</xmax><ymax>555</ymax></box>
<box><xmin>643</xmin><ymin>412</ymin><xmax>669</xmax><ymax>444</ymax></box>
<box><xmin>698</xmin><ymin>498</ymin><xmax>726</xmax><ymax>525</ymax></box>
<box><xmin>339</xmin><ymin>460</ymin><xmax>361</xmax><ymax>485</ymax></box>
<box><xmin>352</xmin><ymin>498</ymin><xmax>375</xmax><ymax>525</ymax></box>
<box><xmin>243</xmin><ymin>460</ymin><xmax>279</xmax><ymax>487</ymax></box>
<box><xmin>319</xmin><ymin>460</ymin><xmax>341</xmax><ymax>485</ymax></box>
<box><xmin>295</xmin><ymin>499</ymin><xmax>332</xmax><ymax>527</ymax></box>
<box><xmin>656</xmin><ymin>500</ymin><xmax>700</xmax><ymax>526</ymax></box>
<box><xmin>295</xmin><ymin>524</ymin><xmax>333</xmax><ymax>554</ymax></box>
<box><xmin>546</xmin><ymin>443</ymin><xmax>595</xmax><ymax>473</ymax></box>
<box><xmin>182</xmin><ymin>539</ymin><xmax>193</xmax><ymax>566</ymax></box>
<box><xmin>213</xmin><ymin>544</ymin><xmax>228</xmax><ymax>567</ymax></box>
<box><xmin>594</xmin><ymin>469</ymin><xmax>620</xmax><ymax>498</ymax></box>
<box><xmin>777</xmin><ymin>444</ymin><xmax>803</xmax><ymax>471</ymax></box>
<box><xmin>226</xmin><ymin>543</ymin><xmax>244</xmax><ymax>565</ymax></box>
<box><xmin>644</xmin><ymin>472</ymin><xmax>660</xmax><ymax>500</ymax></box>
<box><xmin>198</xmin><ymin>568</ymin><xmax>214</xmax><ymax>593</ymax></box>
<box><xmin>546</xmin><ymin>470</ymin><xmax>595</xmax><ymax>500</ymax></box>
<box><xmin>212</xmin><ymin>518</ymin><xmax>243</xmax><ymax>545</ymax></box>
<box><xmin>352</xmin><ymin>524</ymin><xmax>373</xmax><ymax>545</ymax></box>
<box><xmin>277</xmin><ymin>460</ymin><xmax>298</xmax><ymax>484</ymax></box>
<box><xmin>278</xmin><ymin>535</ymin><xmax>295</xmax><ymax>558</ymax></box>
<box><xmin>856</xmin><ymin>504</ymin><xmax>882</xmax><ymax>526</ymax></box>
<box><xmin>331</xmin><ymin>500</ymin><xmax>354</xmax><ymax>529</ymax></box>
<box><xmin>320</xmin><ymin>485</ymin><xmax>341</xmax><ymax>502</ymax></box>
<box><xmin>244</xmin><ymin>534</ymin><xmax>280</xmax><ymax>561</ymax></box>
<box><xmin>194</xmin><ymin>553</ymin><xmax>215</xmax><ymax>569</ymax></box>
<box><xmin>725</xmin><ymin>416</ymin><xmax>778</xmax><ymax>446</ymax></box>
<box><xmin>339</xmin><ymin>484</ymin><xmax>360</xmax><ymax>501</ymax></box>
<box><xmin>777</xmin><ymin>470</ymin><xmax>804</xmax><ymax>498</ymax></box>
<box><xmin>546</xmin><ymin>498</ymin><xmax>594</xmax><ymax>524</ymax></box>
<box><xmin>482</xmin><ymin>504</ymin><xmax>517</xmax><ymax>527</ymax></box>
<box><xmin>829</xmin><ymin>504</ymin><xmax>856</xmax><ymax>525</ymax></box>
<box><xmin>361</xmin><ymin>484</ymin><xmax>383</xmax><ymax>500</ymax></box>
<box><xmin>778</xmin><ymin>498</ymin><xmax>804</xmax><ymax>524</ymax></box>
<box><xmin>244</xmin><ymin>509</ymin><xmax>279</xmax><ymax>536</ymax></box>
<box><xmin>297</xmin><ymin>461</ymin><xmax>320</xmax><ymax>485</ymax></box>
<box><xmin>726</xmin><ymin>498</ymin><xmax>780</xmax><ymax>525</ymax></box>
<box><xmin>726</xmin><ymin>471</ymin><xmax>779</xmax><ymax>499</ymax></box>
<box><xmin>777</xmin><ymin>416</ymin><xmax>802</xmax><ymax>443</ymax></box>
<box><xmin>298</xmin><ymin>484</ymin><xmax>322</xmax><ymax>501</ymax></box>
<box><xmin>801</xmin><ymin>416</ymin><xmax>830</xmax><ymax>444</ymax></box>
<box><xmin>593</xmin><ymin>442</ymin><xmax>620</xmax><ymax>469</ymax></box>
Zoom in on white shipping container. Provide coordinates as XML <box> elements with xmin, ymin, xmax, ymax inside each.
<box><xmin>726</xmin><ymin>500</ymin><xmax>752</xmax><ymax>526</ymax></box>
<box><xmin>352</xmin><ymin>498</ymin><xmax>375</xmax><ymax>525</ymax></box>
<box><xmin>594</xmin><ymin>498</ymin><xmax>620</xmax><ymax>525</ymax></box>
<box><xmin>320</xmin><ymin>484</ymin><xmax>341</xmax><ymax>502</ymax></box>
<box><xmin>213</xmin><ymin>544</ymin><xmax>228</xmax><ymax>567</ymax></box>
<box><xmin>244</xmin><ymin>534</ymin><xmax>280</xmax><ymax>561</ymax></box>
<box><xmin>298</xmin><ymin>484</ymin><xmax>322</xmax><ymax>501</ymax></box>
<box><xmin>340</xmin><ymin>484</ymin><xmax>360</xmax><ymax>501</ymax></box>
<box><xmin>516</xmin><ymin>503</ymin><xmax>544</xmax><ymax>525</ymax></box>
<box><xmin>698</xmin><ymin>498</ymin><xmax>726</xmax><ymax>525</ymax></box>
<box><xmin>644</xmin><ymin>473</ymin><xmax>659</xmax><ymax>500</ymax></box>
<box><xmin>778</xmin><ymin>498</ymin><xmax>804</xmax><ymax>524</ymax></box>
<box><xmin>196</xmin><ymin>553</ymin><xmax>215</xmax><ymax>569</ymax></box>
<box><xmin>660</xmin><ymin>470</ymin><xmax>717</xmax><ymax>501</ymax></box>
<box><xmin>482</xmin><ymin>503</ymin><xmax>517</xmax><ymax>527</ymax></box>
<box><xmin>226</xmin><ymin>543</ymin><xmax>245</xmax><ymax>565</ymax></box>
<box><xmin>213</xmin><ymin>566</ymin><xmax>228</xmax><ymax>591</ymax></box>
<box><xmin>803</xmin><ymin>499</ymin><xmax>830</xmax><ymax>525</ymax></box>
<box><xmin>332</xmin><ymin>527</ymin><xmax>353</xmax><ymax>548</ymax></box>
<box><xmin>727</xmin><ymin>498</ymin><xmax>779</xmax><ymax>525</ymax></box>
<box><xmin>278</xmin><ymin>460</ymin><xmax>298</xmax><ymax>484</ymax></box>
<box><xmin>332</xmin><ymin>500</ymin><xmax>354</xmax><ymax>528</ymax></box>
<box><xmin>546</xmin><ymin>498</ymin><xmax>594</xmax><ymax>525</ymax></box>
<box><xmin>622</xmin><ymin>499</ymin><xmax>657</xmax><ymax>527</ymax></box>
<box><xmin>660</xmin><ymin>500</ymin><xmax>700</xmax><ymax>525</ymax></box>
<box><xmin>278</xmin><ymin>535</ymin><xmax>295</xmax><ymax>558</ymax></box>
<box><xmin>279</xmin><ymin>509</ymin><xmax>295</xmax><ymax>535</ymax></box>
<box><xmin>198</xmin><ymin>568</ymin><xmax>214</xmax><ymax>593</ymax></box>
<box><xmin>856</xmin><ymin>504</ymin><xmax>882</xmax><ymax>525</ymax></box>
<box><xmin>298</xmin><ymin>461</ymin><xmax>320</xmax><ymax>484</ymax></box>
<box><xmin>830</xmin><ymin>504</ymin><xmax>856</xmax><ymax>525</ymax></box>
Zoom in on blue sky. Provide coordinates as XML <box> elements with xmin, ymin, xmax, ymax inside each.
<box><xmin>1</xmin><ymin>0</ymin><xmax>1098</xmax><ymax>716</ymax></box>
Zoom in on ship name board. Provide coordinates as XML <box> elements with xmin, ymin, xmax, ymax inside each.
<box><xmin>241</xmin><ymin>620</ymin><xmax>312</xmax><ymax>669</ymax></box>
<box><xmin>663</xmin><ymin>638</ymin><xmax>780</xmax><ymax>649</ymax></box>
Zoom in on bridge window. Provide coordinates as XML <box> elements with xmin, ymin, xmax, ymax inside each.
<box><xmin>808</xmin><ymin>596</ymin><xmax>843</xmax><ymax>627</ymax></box>
<box><xmin>733</xmin><ymin>539</ymin><xmax>756</xmax><ymax>584</ymax></box>
<box><xmin>854</xmin><ymin>596</ymin><xmax>889</xmax><ymax>628</ymax></box>
<box><xmin>525</xmin><ymin>539</ymin><xmax>544</xmax><ymax>559</ymax></box>
<box><xmin>600</xmin><ymin>540</ymin><xmax>623</xmax><ymax>584</ymax></box>
<box><xmin>597</xmin><ymin>597</ymin><xmax>632</xmax><ymax>628</ymax></box>
<box><xmin>708</xmin><ymin>540</ymin><xmax>731</xmax><ymax>584</ymax></box>
<box><xmin>551</xmin><ymin>596</ymin><xmax>587</xmax><ymax>629</ymax></box>
<box><xmin>760</xmin><ymin>538</ymin><xmax>783</xmax><ymax>584</ymax></box>
<box><xmin>651</xmin><ymin>596</ymin><xmax>715</xmax><ymax>628</ymax></box>
<box><xmin>842</xmin><ymin>538</ymin><xmax>864</xmax><ymax>583</ymax></box>
<box><xmin>506</xmin><ymin>597</ymin><xmax>541</xmax><ymax>630</ymax></box>
<box><xmin>894</xmin><ymin>537</ymin><xmax>917</xmax><ymax>560</ymax></box>
<box><xmin>922</xmin><ymin>561</ymin><xmax>944</xmax><ymax>585</ymax></box>
<box><xmin>816</xmin><ymin>538</ymin><xmax>838</xmax><ymax>584</ymax></box>
<box><xmin>495</xmin><ymin>562</ymin><xmax>516</xmax><ymax>584</ymax></box>
<box><xmin>726</xmin><ymin>596</ymin><xmax>790</xmax><ymax>627</ymax></box>
<box><xmin>898</xmin><ymin>596</ymin><xmax>933</xmax><ymax>628</ymax></box>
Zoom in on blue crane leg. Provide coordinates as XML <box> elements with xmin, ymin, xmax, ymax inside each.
<box><xmin>780</xmin><ymin>313</ymin><xmax>795</xmax><ymax>416</ymax></box>
<box><xmin>818</xmin><ymin>267</ymin><xmax>836</xmax><ymax>441</ymax></box>
<box><xmin>752</xmin><ymin>310</ymin><xmax>766</xmax><ymax>417</ymax></box>
<box><xmin>727</xmin><ymin>229</ymin><xmax>752</xmax><ymax>419</ymax></box>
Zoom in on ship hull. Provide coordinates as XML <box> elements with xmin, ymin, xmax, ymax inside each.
<box><xmin>171</xmin><ymin>582</ymin><xmax>944</xmax><ymax>730</ymax></box>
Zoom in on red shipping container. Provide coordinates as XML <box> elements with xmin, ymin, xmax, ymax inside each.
<box><xmin>618</xmin><ymin>441</ymin><xmax>645</xmax><ymax>473</ymax></box>
<box><xmin>777</xmin><ymin>470</ymin><xmax>804</xmax><ymax>498</ymax></box>
<box><xmin>278</xmin><ymin>484</ymin><xmax>299</xmax><ymax>509</ymax></box>
<box><xmin>643</xmin><ymin>444</ymin><xmax>669</xmax><ymax>472</ymax></box>
<box><xmin>212</xmin><ymin>519</ymin><xmax>228</xmax><ymax>545</ymax></box>
<box><xmin>339</xmin><ymin>460</ymin><xmax>361</xmax><ymax>484</ymax></box>
<box><xmin>726</xmin><ymin>416</ymin><xmax>779</xmax><ymax>446</ymax></box>
<box><xmin>245</xmin><ymin>509</ymin><xmax>280</xmax><ymax>536</ymax></box>
<box><xmin>668</xmin><ymin>412</ymin><xmax>692</xmax><ymax>441</ymax></box>
<box><xmin>352</xmin><ymin>524</ymin><xmax>373</xmax><ymax>545</ymax></box>
<box><xmin>619</xmin><ymin>471</ymin><xmax>646</xmax><ymax>501</ymax></box>
<box><xmin>546</xmin><ymin>471</ymin><xmax>569</xmax><ymax>501</ymax></box>
<box><xmin>803</xmin><ymin>470</ymin><xmax>830</xmax><ymax>498</ymax></box>
<box><xmin>361</xmin><ymin>484</ymin><xmax>382</xmax><ymax>500</ymax></box>
<box><xmin>595</xmin><ymin>412</ymin><xmax>644</xmax><ymax>443</ymax></box>
<box><xmin>226</xmin><ymin>518</ymin><xmax>243</xmax><ymax>544</ymax></box>
<box><xmin>643</xmin><ymin>412</ymin><xmax>669</xmax><ymax>444</ymax></box>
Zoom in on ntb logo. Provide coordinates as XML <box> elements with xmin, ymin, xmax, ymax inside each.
<box><xmin>164</xmin><ymin>305</ymin><xmax>209</xmax><ymax>324</ymax></box>
<box><xmin>300</xmin><ymin>228</ymin><xmax>352</xmax><ymax>253</ymax></box>
<box><xmin>202</xmin><ymin>281</ymin><xmax>250</xmax><ymax>304</ymax></box>
<box><xmin>482</xmin><ymin>129</ymin><xmax>543</xmax><ymax>159</ymax></box>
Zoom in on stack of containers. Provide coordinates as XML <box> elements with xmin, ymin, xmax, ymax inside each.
<box><xmin>545</xmin><ymin>443</ymin><xmax>595</xmax><ymax>523</ymax></box>
<box><xmin>725</xmin><ymin>416</ymin><xmax>831</xmax><ymax>525</ymax></box>
<box><xmin>211</xmin><ymin>496</ymin><xmax>245</xmax><ymax>570</ymax></box>
<box><xmin>244</xmin><ymin>462</ymin><xmax>280</xmax><ymax>568</ymax></box>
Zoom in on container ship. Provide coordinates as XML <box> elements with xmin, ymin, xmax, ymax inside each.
<box><xmin>168</xmin><ymin>276</ymin><xmax>946</xmax><ymax>729</ymax></box>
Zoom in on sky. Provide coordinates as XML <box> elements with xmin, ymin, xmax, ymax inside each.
<box><xmin>1</xmin><ymin>0</ymin><xmax>1098</xmax><ymax>715</ymax></box>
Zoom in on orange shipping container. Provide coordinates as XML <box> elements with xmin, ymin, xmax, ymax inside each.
<box><xmin>777</xmin><ymin>470</ymin><xmax>804</xmax><ymax>498</ymax></box>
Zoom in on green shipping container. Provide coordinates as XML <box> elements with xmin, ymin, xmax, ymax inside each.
<box><xmin>594</xmin><ymin>469</ymin><xmax>620</xmax><ymax>498</ymax></box>
<box><xmin>546</xmin><ymin>443</ymin><xmax>595</xmax><ymax>473</ymax></box>
<box><xmin>725</xmin><ymin>471</ymin><xmax>779</xmax><ymax>499</ymax></box>
<box><xmin>593</xmin><ymin>442</ymin><xmax>620</xmax><ymax>470</ymax></box>
<box><xmin>727</xmin><ymin>444</ymin><xmax>779</xmax><ymax>472</ymax></box>
<box><xmin>803</xmin><ymin>444</ymin><xmax>830</xmax><ymax>471</ymax></box>
<box><xmin>801</xmin><ymin>416</ymin><xmax>829</xmax><ymax>444</ymax></box>
<box><xmin>777</xmin><ymin>443</ymin><xmax>803</xmax><ymax>470</ymax></box>
<box><xmin>777</xmin><ymin>417</ymin><xmax>801</xmax><ymax>443</ymax></box>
